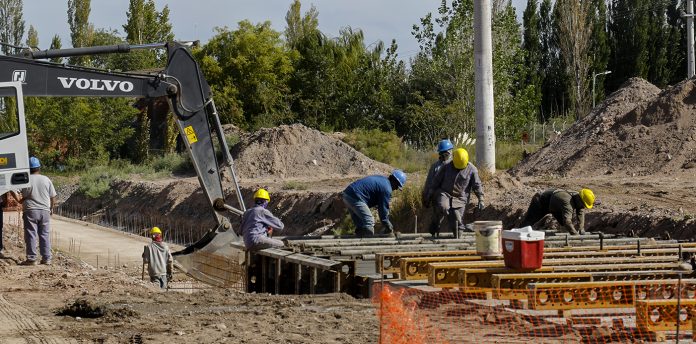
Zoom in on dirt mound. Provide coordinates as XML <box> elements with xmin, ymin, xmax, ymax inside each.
<box><xmin>513</xmin><ymin>77</ymin><xmax>696</xmax><ymax>177</ymax></box>
<box><xmin>231</xmin><ymin>124</ymin><xmax>392</xmax><ymax>180</ymax></box>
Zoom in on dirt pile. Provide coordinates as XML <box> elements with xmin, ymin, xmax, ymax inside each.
<box><xmin>231</xmin><ymin>124</ymin><xmax>392</xmax><ymax>180</ymax></box>
<box><xmin>512</xmin><ymin>77</ymin><xmax>696</xmax><ymax>177</ymax></box>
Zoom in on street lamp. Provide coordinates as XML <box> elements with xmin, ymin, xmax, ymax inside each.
<box><xmin>592</xmin><ymin>70</ymin><xmax>612</xmax><ymax>108</ymax></box>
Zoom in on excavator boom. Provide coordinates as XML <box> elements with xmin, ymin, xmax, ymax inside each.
<box><xmin>0</xmin><ymin>42</ymin><xmax>246</xmax><ymax>286</ymax></box>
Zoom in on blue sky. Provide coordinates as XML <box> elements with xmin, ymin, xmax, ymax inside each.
<box><xmin>23</xmin><ymin>0</ymin><xmax>527</xmax><ymax>61</ymax></box>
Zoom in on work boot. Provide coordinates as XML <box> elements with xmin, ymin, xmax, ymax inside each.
<box><xmin>19</xmin><ymin>259</ymin><xmax>37</xmax><ymax>266</ymax></box>
<box><xmin>40</xmin><ymin>259</ymin><xmax>52</xmax><ymax>265</ymax></box>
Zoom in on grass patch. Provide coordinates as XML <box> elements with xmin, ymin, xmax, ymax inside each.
<box><xmin>77</xmin><ymin>153</ymin><xmax>194</xmax><ymax>198</ymax></box>
<box><xmin>390</xmin><ymin>174</ymin><xmax>425</xmax><ymax>228</ymax></box>
<box><xmin>282</xmin><ymin>181</ymin><xmax>308</xmax><ymax>191</ymax></box>
<box><xmin>495</xmin><ymin>142</ymin><xmax>540</xmax><ymax>170</ymax></box>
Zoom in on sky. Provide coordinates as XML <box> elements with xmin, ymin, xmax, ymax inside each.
<box><xmin>23</xmin><ymin>0</ymin><xmax>527</xmax><ymax>62</ymax></box>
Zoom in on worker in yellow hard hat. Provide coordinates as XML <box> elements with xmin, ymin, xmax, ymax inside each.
<box><xmin>428</xmin><ymin>148</ymin><xmax>484</xmax><ymax>238</ymax></box>
<box><xmin>521</xmin><ymin>188</ymin><xmax>598</xmax><ymax>235</ymax></box>
<box><xmin>142</xmin><ymin>226</ymin><xmax>173</xmax><ymax>289</ymax></box>
<box><xmin>240</xmin><ymin>189</ymin><xmax>285</xmax><ymax>251</ymax></box>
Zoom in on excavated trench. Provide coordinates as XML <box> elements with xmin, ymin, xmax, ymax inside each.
<box><xmin>58</xmin><ymin>177</ymin><xmax>696</xmax><ymax>247</ymax></box>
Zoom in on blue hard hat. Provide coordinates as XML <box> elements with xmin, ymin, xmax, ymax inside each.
<box><xmin>391</xmin><ymin>169</ymin><xmax>407</xmax><ymax>189</ymax></box>
<box><xmin>29</xmin><ymin>156</ymin><xmax>41</xmax><ymax>169</ymax></box>
<box><xmin>437</xmin><ymin>139</ymin><xmax>454</xmax><ymax>153</ymax></box>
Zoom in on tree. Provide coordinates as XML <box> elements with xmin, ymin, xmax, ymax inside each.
<box><xmin>67</xmin><ymin>0</ymin><xmax>93</xmax><ymax>65</ymax></box>
<box><xmin>122</xmin><ymin>0</ymin><xmax>174</xmax><ymax>69</ymax></box>
<box><xmin>0</xmin><ymin>0</ymin><xmax>24</xmax><ymax>54</ymax></box>
<box><xmin>49</xmin><ymin>34</ymin><xmax>62</xmax><ymax>63</ymax></box>
<box><xmin>588</xmin><ymin>0</ymin><xmax>610</xmax><ymax>105</ymax></box>
<box><xmin>198</xmin><ymin>21</ymin><xmax>293</xmax><ymax>128</ymax></box>
<box><xmin>539</xmin><ymin>0</ymin><xmax>567</xmax><ymax>119</ymax></box>
<box><xmin>522</xmin><ymin>0</ymin><xmax>542</xmax><ymax>113</ymax></box>
<box><xmin>25</xmin><ymin>24</ymin><xmax>37</xmax><ymax>49</ymax></box>
<box><xmin>556</xmin><ymin>0</ymin><xmax>593</xmax><ymax>119</ymax></box>
<box><xmin>403</xmin><ymin>0</ymin><xmax>530</xmax><ymax>146</ymax></box>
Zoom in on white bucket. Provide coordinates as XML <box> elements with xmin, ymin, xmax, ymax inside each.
<box><xmin>474</xmin><ymin>221</ymin><xmax>503</xmax><ymax>258</ymax></box>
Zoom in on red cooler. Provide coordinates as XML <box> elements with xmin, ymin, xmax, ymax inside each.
<box><xmin>502</xmin><ymin>226</ymin><xmax>545</xmax><ymax>269</ymax></box>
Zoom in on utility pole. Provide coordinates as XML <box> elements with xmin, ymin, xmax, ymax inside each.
<box><xmin>688</xmin><ymin>0</ymin><xmax>695</xmax><ymax>78</ymax></box>
<box><xmin>474</xmin><ymin>0</ymin><xmax>496</xmax><ymax>175</ymax></box>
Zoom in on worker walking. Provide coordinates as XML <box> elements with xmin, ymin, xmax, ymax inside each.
<box><xmin>429</xmin><ymin>148</ymin><xmax>484</xmax><ymax>237</ymax></box>
<box><xmin>11</xmin><ymin>157</ymin><xmax>57</xmax><ymax>266</ymax></box>
<box><xmin>422</xmin><ymin>139</ymin><xmax>454</xmax><ymax>208</ymax></box>
<box><xmin>240</xmin><ymin>189</ymin><xmax>285</xmax><ymax>251</ymax></box>
<box><xmin>521</xmin><ymin>188</ymin><xmax>597</xmax><ymax>235</ymax></box>
<box><xmin>142</xmin><ymin>227</ymin><xmax>173</xmax><ymax>289</ymax></box>
<box><xmin>342</xmin><ymin>170</ymin><xmax>406</xmax><ymax>237</ymax></box>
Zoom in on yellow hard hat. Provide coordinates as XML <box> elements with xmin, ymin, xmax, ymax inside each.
<box><xmin>253</xmin><ymin>189</ymin><xmax>270</xmax><ymax>201</ymax></box>
<box><xmin>150</xmin><ymin>227</ymin><xmax>162</xmax><ymax>235</ymax></box>
<box><xmin>453</xmin><ymin>148</ymin><xmax>469</xmax><ymax>169</ymax></box>
<box><xmin>580</xmin><ymin>189</ymin><xmax>595</xmax><ymax>209</ymax></box>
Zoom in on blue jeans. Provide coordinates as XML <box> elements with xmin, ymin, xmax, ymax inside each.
<box><xmin>342</xmin><ymin>193</ymin><xmax>374</xmax><ymax>235</ymax></box>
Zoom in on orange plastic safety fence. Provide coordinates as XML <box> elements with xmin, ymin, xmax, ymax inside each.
<box><xmin>372</xmin><ymin>280</ymin><xmax>696</xmax><ymax>343</ymax></box>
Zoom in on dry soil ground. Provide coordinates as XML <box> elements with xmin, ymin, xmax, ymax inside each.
<box><xmin>0</xmin><ymin>215</ymin><xmax>378</xmax><ymax>344</ymax></box>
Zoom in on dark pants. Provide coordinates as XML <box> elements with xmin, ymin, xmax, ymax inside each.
<box><xmin>430</xmin><ymin>194</ymin><xmax>466</xmax><ymax>236</ymax></box>
<box><xmin>522</xmin><ymin>193</ymin><xmax>547</xmax><ymax>227</ymax></box>
<box><xmin>522</xmin><ymin>193</ymin><xmax>564</xmax><ymax>229</ymax></box>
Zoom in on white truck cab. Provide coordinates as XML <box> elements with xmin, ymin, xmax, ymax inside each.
<box><xmin>0</xmin><ymin>81</ymin><xmax>29</xmax><ymax>195</ymax></box>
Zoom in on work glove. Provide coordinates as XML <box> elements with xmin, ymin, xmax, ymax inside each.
<box><xmin>477</xmin><ymin>199</ymin><xmax>485</xmax><ymax>211</ymax></box>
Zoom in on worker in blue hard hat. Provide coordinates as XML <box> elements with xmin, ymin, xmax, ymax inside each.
<box><xmin>422</xmin><ymin>139</ymin><xmax>454</xmax><ymax>208</ymax></box>
<box><xmin>342</xmin><ymin>170</ymin><xmax>407</xmax><ymax>237</ymax></box>
<box><xmin>429</xmin><ymin>148</ymin><xmax>484</xmax><ymax>238</ymax></box>
<box><xmin>10</xmin><ymin>156</ymin><xmax>57</xmax><ymax>265</ymax></box>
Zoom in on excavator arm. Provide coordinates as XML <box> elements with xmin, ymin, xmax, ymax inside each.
<box><xmin>0</xmin><ymin>42</ymin><xmax>247</xmax><ymax>286</ymax></box>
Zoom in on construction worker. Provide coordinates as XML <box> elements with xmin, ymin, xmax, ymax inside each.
<box><xmin>11</xmin><ymin>157</ymin><xmax>57</xmax><ymax>265</ymax></box>
<box><xmin>429</xmin><ymin>148</ymin><xmax>484</xmax><ymax>237</ymax></box>
<box><xmin>142</xmin><ymin>227</ymin><xmax>174</xmax><ymax>289</ymax></box>
<box><xmin>422</xmin><ymin>139</ymin><xmax>454</xmax><ymax>208</ymax></box>
<box><xmin>521</xmin><ymin>188</ymin><xmax>597</xmax><ymax>235</ymax></box>
<box><xmin>342</xmin><ymin>170</ymin><xmax>407</xmax><ymax>237</ymax></box>
<box><xmin>240</xmin><ymin>189</ymin><xmax>285</xmax><ymax>251</ymax></box>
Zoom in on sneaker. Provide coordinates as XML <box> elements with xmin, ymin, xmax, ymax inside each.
<box><xmin>40</xmin><ymin>259</ymin><xmax>52</xmax><ymax>265</ymax></box>
<box><xmin>19</xmin><ymin>259</ymin><xmax>37</xmax><ymax>266</ymax></box>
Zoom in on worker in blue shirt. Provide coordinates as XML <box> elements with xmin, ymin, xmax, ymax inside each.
<box><xmin>342</xmin><ymin>170</ymin><xmax>407</xmax><ymax>237</ymax></box>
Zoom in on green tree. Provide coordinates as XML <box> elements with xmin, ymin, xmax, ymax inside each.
<box><xmin>67</xmin><ymin>0</ymin><xmax>93</xmax><ymax>65</ymax></box>
<box><xmin>0</xmin><ymin>0</ymin><xmax>24</xmax><ymax>54</ymax></box>
<box><xmin>556</xmin><ymin>0</ymin><xmax>593</xmax><ymax>119</ymax></box>
<box><xmin>49</xmin><ymin>34</ymin><xmax>62</xmax><ymax>63</ymax></box>
<box><xmin>198</xmin><ymin>21</ymin><xmax>293</xmax><ymax>128</ymax></box>
<box><xmin>122</xmin><ymin>0</ymin><xmax>174</xmax><ymax>70</ymax></box>
<box><xmin>522</xmin><ymin>0</ymin><xmax>542</xmax><ymax>117</ymax></box>
<box><xmin>25</xmin><ymin>24</ymin><xmax>37</xmax><ymax>48</ymax></box>
<box><xmin>404</xmin><ymin>0</ymin><xmax>530</xmax><ymax>145</ymax></box>
<box><xmin>588</xmin><ymin>0</ymin><xmax>610</xmax><ymax>105</ymax></box>
<box><xmin>539</xmin><ymin>0</ymin><xmax>567</xmax><ymax>118</ymax></box>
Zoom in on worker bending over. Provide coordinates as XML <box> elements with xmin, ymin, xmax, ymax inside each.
<box><xmin>142</xmin><ymin>227</ymin><xmax>173</xmax><ymax>289</ymax></box>
<box><xmin>240</xmin><ymin>189</ymin><xmax>285</xmax><ymax>251</ymax></box>
<box><xmin>342</xmin><ymin>170</ymin><xmax>407</xmax><ymax>237</ymax></box>
<box><xmin>521</xmin><ymin>188</ymin><xmax>597</xmax><ymax>235</ymax></box>
<box><xmin>428</xmin><ymin>148</ymin><xmax>484</xmax><ymax>237</ymax></box>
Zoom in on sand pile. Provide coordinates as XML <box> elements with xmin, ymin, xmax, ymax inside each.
<box><xmin>513</xmin><ymin>77</ymin><xmax>696</xmax><ymax>177</ymax></box>
<box><xmin>231</xmin><ymin>124</ymin><xmax>392</xmax><ymax>180</ymax></box>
